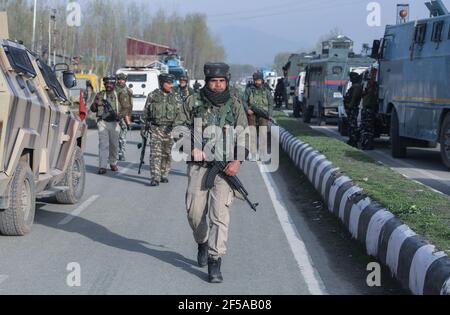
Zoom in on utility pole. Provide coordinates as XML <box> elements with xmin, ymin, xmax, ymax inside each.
<box><xmin>31</xmin><ymin>0</ymin><xmax>37</xmax><ymax>51</ymax></box>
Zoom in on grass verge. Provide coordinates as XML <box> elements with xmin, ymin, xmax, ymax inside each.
<box><xmin>274</xmin><ymin>111</ymin><xmax>450</xmax><ymax>252</ymax></box>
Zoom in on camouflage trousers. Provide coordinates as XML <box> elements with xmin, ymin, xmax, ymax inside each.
<box><xmin>248</xmin><ymin>115</ymin><xmax>269</xmax><ymax>160</ymax></box>
<box><xmin>149</xmin><ymin>126</ymin><xmax>173</xmax><ymax>182</ymax></box>
<box><xmin>359</xmin><ymin>108</ymin><xmax>376</xmax><ymax>150</ymax></box>
<box><xmin>346</xmin><ymin>107</ymin><xmax>360</xmax><ymax>147</ymax></box>
<box><xmin>186</xmin><ymin>163</ymin><xmax>235</xmax><ymax>259</ymax></box>
<box><xmin>119</xmin><ymin>120</ymin><xmax>128</xmax><ymax>159</ymax></box>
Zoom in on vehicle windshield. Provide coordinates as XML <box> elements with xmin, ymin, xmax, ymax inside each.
<box><xmin>127</xmin><ymin>74</ymin><xmax>148</xmax><ymax>82</ymax></box>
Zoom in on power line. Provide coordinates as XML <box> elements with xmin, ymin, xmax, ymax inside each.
<box><xmin>208</xmin><ymin>0</ymin><xmax>363</xmax><ymax>23</ymax></box>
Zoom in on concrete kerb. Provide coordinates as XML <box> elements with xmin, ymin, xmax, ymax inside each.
<box><xmin>277</xmin><ymin>126</ymin><xmax>450</xmax><ymax>295</ymax></box>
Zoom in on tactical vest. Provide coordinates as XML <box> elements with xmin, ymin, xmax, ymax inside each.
<box><xmin>192</xmin><ymin>94</ymin><xmax>235</xmax><ymax>131</ymax></box>
<box><xmin>248</xmin><ymin>87</ymin><xmax>269</xmax><ymax>111</ymax></box>
<box><xmin>149</xmin><ymin>90</ymin><xmax>178</xmax><ymax>124</ymax></box>
<box><xmin>96</xmin><ymin>91</ymin><xmax>119</xmax><ymax>120</ymax></box>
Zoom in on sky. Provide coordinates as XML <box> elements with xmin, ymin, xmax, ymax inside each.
<box><xmin>143</xmin><ymin>0</ymin><xmax>450</xmax><ymax>67</ymax></box>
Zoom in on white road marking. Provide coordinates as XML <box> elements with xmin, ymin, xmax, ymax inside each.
<box><xmin>258</xmin><ymin>163</ymin><xmax>328</xmax><ymax>295</ymax></box>
<box><xmin>117</xmin><ymin>162</ymin><xmax>134</xmax><ymax>176</ymax></box>
<box><xmin>58</xmin><ymin>195</ymin><xmax>100</xmax><ymax>225</ymax></box>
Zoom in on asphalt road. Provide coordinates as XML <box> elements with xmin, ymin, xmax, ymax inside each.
<box><xmin>306</xmin><ymin>121</ymin><xmax>450</xmax><ymax>197</ymax></box>
<box><xmin>0</xmin><ymin>130</ymin><xmax>405</xmax><ymax>295</ymax></box>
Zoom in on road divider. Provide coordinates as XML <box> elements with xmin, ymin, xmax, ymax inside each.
<box><xmin>275</xmin><ymin>113</ymin><xmax>450</xmax><ymax>295</ymax></box>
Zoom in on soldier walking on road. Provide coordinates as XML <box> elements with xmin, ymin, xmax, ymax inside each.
<box><xmin>116</xmin><ymin>73</ymin><xmax>133</xmax><ymax>161</ymax></box>
<box><xmin>90</xmin><ymin>76</ymin><xmax>121</xmax><ymax>175</ymax></box>
<box><xmin>243</xmin><ymin>71</ymin><xmax>274</xmax><ymax>160</ymax></box>
<box><xmin>142</xmin><ymin>74</ymin><xmax>181</xmax><ymax>187</ymax></box>
<box><xmin>359</xmin><ymin>69</ymin><xmax>378</xmax><ymax>150</ymax></box>
<box><xmin>174</xmin><ymin>73</ymin><xmax>194</xmax><ymax>103</ymax></box>
<box><xmin>175</xmin><ymin>62</ymin><xmax>249</xmax><ymax>283</ymax></box>
<box><xmin>344</xmin><ymin>72</ymin><xmax>363</xmax><ymax>147</ymax></box>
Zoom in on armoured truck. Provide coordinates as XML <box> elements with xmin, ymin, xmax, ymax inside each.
<box><xmin>371</xmin><ymin>0</ymin><xmax>450</xmax><ymax>167</ymax></box>
<box><xmin>283</xmin><ymin>53</ymin><xmax>316</xmax><ymax>110</ymax></box>
<box><xmin>0</xmin><ymin>13</ymin><xmax>87</xmax><ymax>235</ymax></box>
<box><xmin>116</xmin><ymin>67</ymin><xmax>160</xmax><ymax>125</ymax></box>
<box><xmin>303</xmin><ymin>36</ymin><xmax>374</xmax><ymax>124</ymax></box>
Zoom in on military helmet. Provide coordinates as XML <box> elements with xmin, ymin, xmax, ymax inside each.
<box><xmin>103</xmin><ymin>75</ymin><xmax>116</xmax><ymax>85</ymax></box>
<box><xmin>116</xmin><ymin>73</ymin><xmax>128</xmax><ymax>81</ymax></box>
<box><xmin>349</xmin><ymin>72</ymin><xmax>361</xmax><ymax>82</ymax></box>
<box><xmin>179</xmin><ymin>72</ymin><xmax>189</xmax><ymax>81</ymax></box>
<box><xmin>204</xmin><ymin>62</ymin><xmax>230</xmax><ymax>80</ymax></box>
<box><xmin>253</xmin><ymin>71</ymin><xmax>264</xmax><ymax>81</ymax></box>
<box><xmin>158</xmin><ymin>73</ymin><xmax>175</xmax><ymax>84</ymax></box>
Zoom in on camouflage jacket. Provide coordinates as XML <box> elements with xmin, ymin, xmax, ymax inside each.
<box><xmin>115</xmin><ymin>84</ymin><xmax>134</xmax><ymax>117</ymax></box>
<box><xmin>243</xmin><ymin>84</ymin><xmax>274</xmax><ymax>116</ymax></box>
<box><xmin>175</xmin><ymin>89</ymin><xmax>249</xmax><ymax>161</ymax></box>
<box><xmin>174</xmin><ymin>85</ymin><xmax>194</xmax><ymax>102</ymax></box>
<box><xmin>142</xmin><ymin>89</ymin><xmax>181</xmax><ymax>126</ymax></box>
<box><xmin>91</xmin><ymin>90</ymin><xmax>120</xmax><ymax>121</ymax></box>
<box><xmin>344</xmin><ymin>83</ymin><xmax>363</xmax><ymax>110</ymax></box>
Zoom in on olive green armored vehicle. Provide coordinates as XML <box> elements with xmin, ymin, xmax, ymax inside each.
<box><xmin>0</xmin><ymin>12</ymin><xmax>87</xmax><ymax>236</ymax></box>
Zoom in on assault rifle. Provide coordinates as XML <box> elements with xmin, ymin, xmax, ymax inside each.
<box><xmin>249</xmin><ymin>106</ymin><xmax>278</xmax><ymax>126</ymax></box>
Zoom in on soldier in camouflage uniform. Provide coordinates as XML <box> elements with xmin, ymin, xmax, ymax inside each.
<box><xmin>115</xmin><ymin>73</ymin><xmax>133</xmax><ymax>161</ymax></box>
<box><xmin>344</xmin><ymin>72</ymin><xmax>363</xmax><ymax>148</ymax></box>
<box><xmin>359</xmin><ymin>68</ymin><xmax>378</xmax><ymax>150</ymax></box>
<box><xmin>174</xmin><ymin>73</ymin><xmax>194</xmax><ymax>103</ymax></box>
<box><xmin>90</xmin><ymin>76</ymin><xmax>121</xmax><ymax>174</ymax></box>
<box><xmin>175</xmin><ymin>62</ymin><xmax>249</xmax><ymax>283</ymax></box>
<box><xmin>243</xmin><ymin>71</ymin><xmax>274</xmax><ymax>160</ymax></box>
<box><xmin>142</xmin><ymin>73</ymin><xmax>181</xmax><ymax>187</ymax></box>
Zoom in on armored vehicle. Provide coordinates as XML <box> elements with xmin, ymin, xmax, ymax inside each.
<box><xmin>0</xmin><ymin>14</ymin><xmax>87</xmax><ymax>236</ymax></box>
<box><xmin>371</xmin><ymin>0</ymin><xmax>450</xmax><ymax>167</ymax></box>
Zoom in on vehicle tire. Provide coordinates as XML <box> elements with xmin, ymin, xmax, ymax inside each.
<box><xmin>390</xmin><ymin>108</ymin><xmax>406</xmax><ymax>158</ymax></box>
<box><xmin>439</xmin><ymin>113</ymin><xmax>450</xmax><ymax>169</ymax></box>
<box><xmin>303</xmin><ymin>105</ymin><xmax>313</xmax><ymax>123</ymax></box>
<box><xmin>293</xmin><ymin>99</ymin><xmax>301</xmax><ymax>118</ymax></box>
<box><xmin>338</xmin><ymin>118</ymin><xmax>349</xmax><ymax>137</ymax></box>
<box><xmin>56</xmin><ymin>147</ymin><xmax>86</xmax><ymax>204</ymax></box>
<box><xmin>0</xmin><ymin>161</ymin><xmax>36</xmax><ymax>236</ymax></box>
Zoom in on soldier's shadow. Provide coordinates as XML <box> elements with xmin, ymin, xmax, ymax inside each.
<box><xmin>35</xmin><ymin>205</ymin><xmax>208</xmax><ymax>282</ymax></box>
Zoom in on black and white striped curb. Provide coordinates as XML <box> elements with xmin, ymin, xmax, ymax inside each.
<box><xmin>278</xmin><ymin>127</ymin><xmax>450</xmax><ymax>295</ymax></box>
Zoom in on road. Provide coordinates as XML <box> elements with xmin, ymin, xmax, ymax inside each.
<box><xmin>305</xmin><ymin>120</ymin><xmax>450</xmax><ymax>197</ymax></box>
<box><xmin>0</xmin><ymin>130</ymin><xmax>405</xmax><ymax>295</ymax></box>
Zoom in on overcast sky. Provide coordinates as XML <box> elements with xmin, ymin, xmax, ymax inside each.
<box><xmin>136</xmin><ymin>0</ymin><xmax>450</xmax><ymax>65</ymax></box>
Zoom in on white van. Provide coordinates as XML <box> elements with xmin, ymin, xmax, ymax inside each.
<box><xmin>116</xmin><ymin>67</ymin><xmax>160</xmax><ymax>124</ymax></box>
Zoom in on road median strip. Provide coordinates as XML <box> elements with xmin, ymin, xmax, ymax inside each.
<box><xmin>273</xmin><ymin>112</ymin><xmax>450</xmax><ymax>295</ymax></box>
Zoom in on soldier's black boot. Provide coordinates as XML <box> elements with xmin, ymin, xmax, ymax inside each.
<box><xmin>161</xmin><ymin>177</ymin><xmax>169</xmax><ymax>183</ymax></box>
<box><xmin>208</xmin><ymin>256</ymin><xmax>223</xmax><ymax>283</ymax></box>
<box><xmin>149</xmin><ymin>179</ymin><xmax>159</xmax><ymax>187</ymax></box>
<box><xmin>197</xmin><ymin>242</ymin><xmax>208</xmax><ymax>267</ymax></box>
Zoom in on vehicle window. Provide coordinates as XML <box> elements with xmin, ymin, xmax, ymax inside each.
<box><xmin>38</xmin><ymin>60</ymin><xmax>68</xmax><ymax>101</ymax></box>
<box><xmin>3</xmin><ymin>44</ymin><xmax>36</xmax><ymax>77</ymax></box>
<box><xmin>431</xmin><ymin>21</ymin><xmax>444</xmax><ymax>42</ymax></box>
<box><xmin>127</xmin><ymin>74</ymin><xmax>147</xmax><ymax>82</ymax></box>
<box><xmin>332</xmin><ymin>66</ymin><xmax>343</xmax><ymax>75</ymax></box>
<box><xmin>414</xmin><ymin>23</ymin><xmax>427</xmax><ymax>44</ymax></box>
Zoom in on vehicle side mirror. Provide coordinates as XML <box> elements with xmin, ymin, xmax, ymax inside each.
<box><xmin>63</xmin><ymin>71</ymin><xmax>77</xmax><ymax>89</ymax></box>
<box><xmin>371</xmin><ymin>40</ymin><xmax>381</xmax><ymax>59</ymax></box>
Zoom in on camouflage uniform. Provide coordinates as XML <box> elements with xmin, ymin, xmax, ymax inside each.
<box><xmin>91</xmin><ymin>89</ymin><xmax>121</xmax><ymax>170</ymax></box>
<box><xmin>359</xmin><ymin>77</ymin><xmax>378</xmax><ymax>150</ymax></box>
<box><xmin>344</xmin><ymin>76</ymin><xmax>363</xmax><ymax>147</ymax></box>
<box><xmin>142</xmin><ymin>89</ymin><xmax>181</xmax><ymax>183</ymax></box>
<box><xmin>175</xmin><ymin>63</ymin><xmax>249</xmax><ymax>283</ymax></box>
<box><xmin>174</xmin><ymin>85</ymin><xmax>194</xmax><ymax>103</ymax></box>
<box><xmin>243</xmin><ymin>82</ymin><xmax>274</xmax><ymax>159</ymax></box>
<box><xmin>115</xmin><ymin>82</ymin><xmax>133</xmax><ymax>161</ymax></box>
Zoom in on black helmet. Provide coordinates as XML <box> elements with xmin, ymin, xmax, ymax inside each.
<box><xmin>204</xmin><ymin>62</ymin><xmax>230</xmax><ymax>80</ymax></box>
<box><xmin>103</xmin><ymin>75</ymin><xmax>116</xmax><ymax>85</ymax></box>
<box><xmin>116</xmin><ymin>73</ymin><xmax>128</xmax><ymax>81</ymax></box>
<box><xmin>253</xmin><ymin>71</ymin><xmax>264</xmax><ymax>81</ymax></box>
<box><xmin>158</xmin><ymin>73</ymin><xmax>175</xmax><ymax>85</ymax></box>
<box><xmin>349</xmin><ymin>72</ymin><xmax>361</xmax><ymax>83</ymax></box>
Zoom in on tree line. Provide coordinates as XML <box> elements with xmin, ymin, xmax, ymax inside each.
<box><xmin>0</xmin><ymin>0</ymin><xmax>226</xmax><ymax>79</ymax></box>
